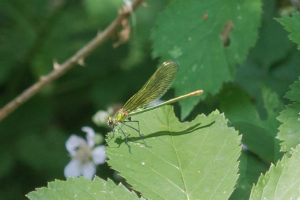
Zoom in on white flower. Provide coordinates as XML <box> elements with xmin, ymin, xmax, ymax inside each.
<box><xmin>64</xmin><ymin>126</ymin><xmax>106</xmax><ymax>179</ymax></box>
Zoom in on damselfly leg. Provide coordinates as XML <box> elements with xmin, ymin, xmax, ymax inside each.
<box><xmin>117</xmin><ymin>124</ymin><xmax>131</xmax><ymax>153</ymax></box>
<box><xmin>122</xmin><ymin>120</ymin><xmax>149</xmax><ymax>147</ymax></box>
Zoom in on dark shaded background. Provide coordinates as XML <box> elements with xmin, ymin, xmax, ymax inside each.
<box><xmin>0</xmin><ymin>0</ymin><xmax>169</xmax><ymax>199</ymax></box>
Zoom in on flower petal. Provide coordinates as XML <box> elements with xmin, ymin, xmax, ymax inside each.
<box><xmin>66</xmin><ymin>135</ymin><xmax>86</xmax><ymax>156</ymax></box>
<box><xmin>64</xmin><ymin>159</ymin><xmax>82</xmax><ymax>178</ymax></box>
<box><xmin>81</xmin><ymin>162</ymin><xmax>96</xmax><ymax>179</ymax></box>
<box><xmin>92</xmin><ymin>145</ymin><xmax>106</xmax><ymax>165</ymax></box>
<box><xmin>82</xmin><ymin>126</ymin><xmax>95</xmax><ymax>147</ymax></box>
<box><xmin>242</xmin><ymin>144</ymin><xmax>248</xmax><ymax>151</ymax></box>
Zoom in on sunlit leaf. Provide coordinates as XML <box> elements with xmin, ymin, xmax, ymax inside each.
<box><xmin>107</xmin><ymin>106</ymin><xmax>241</xmax><ymax>200</ymax></box>
<box><xmin>27</xmin><ymin>177</ymin><xmax>142</xmax><ymax>200</ymax></box>
<box><xmin>277</xmin><ymin>12</ymin><xmax>300</xmax><ymax>49</ymax></box>
<box><xmin>277</xmin><ymin>76</ymin><xmax>300</xmax><ymax>152</ymax></box>
<box><xmin>151</xmin><ymin>0</ymin><xmax>262</xmax><ymax>118</ymax></box>
<box><xmin>249</xmin><ymin>144</ymin><xmax>300</xmax><ymax>199</ymax></box>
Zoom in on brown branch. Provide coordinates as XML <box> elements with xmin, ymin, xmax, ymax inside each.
<box><xmin>0</xmin><ymin>0</ymin><xmax>144</xmax><ymax>122</ymax></box>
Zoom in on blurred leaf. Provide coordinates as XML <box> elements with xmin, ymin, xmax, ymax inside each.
<box><xmin>120</xmin><ymin>37</ymin><xmax>147</xmax><ymax>70</ymax></box>
<box><xmin>16</xmin><ymin>129</ymin><xmax>68</xmax><ymax>178</ymax></box>
<box><xmin>120</xmin><ymin>0</ymin><xmax>170</xmax><ymax>70</ymax></box>
<box><xmin>151</xmin><ymin>0</ymin><xmax>262</xmax><ymax>118</ymax></box>
<box><xmin>277</xmin><ymin>12</ymin><xmax>300</xmax><ymax>49</ymax></box>
<box><xmin>277</xmin><ymin>76</ymin><xmax>300</xmax><ymax>152</ymax></box>
<box><xmin>0</xmin><ymin>0</ymin><xmax>66</xmax><ymax>84</ymax></box>
<box><xmin>0</xmin><ymin>0</ymin><xmax>170</xmax><ymax>199</ymax></box>
<box><xmin>31</xmin><ymin>4</ymin><xmax>92</xmax><ymax>76</ymax></box>
<box><xmin>219</xmin><ymin>85</ymin><xmax>282</xmax><ymax>163</ymax></box>
<box><xmin>0</xmin><ymin>95</ymin><xmax>53</xmax><ymax>136</ymax></box>
<box><xmin>0</xmin><ymin>151</ymin><xmax>14</xmax><ymax>179</ymax></box>
<box><xmin>27</xmin><ymin>177</ymin><xmax>142</xmax><ymax>200</ymax></box>
<box><xmin>90</xmin><ymin>60</ymin><xmax>155</xmax><ymax>108</ymax></box>
<box><xmin>107</xmin><ymin>106</ymin><xmax>241</xmax><ymax>200</ymax></box>
<box><xmin>84</xmin><ymin>0</ymin><xmax>122</xmax><ymax>19</ymax></box>
<box><xmin>0</xmin><ymin>1</ymin><xmax>36</xmax><ymax>83</ymax></box>
<box><xmin>249</xmin><ymin>144</ymin><xmax>300</xmax><ymax>200</ymax></box>
<box><xmin>250</xmin><ymin>0</ymin><xmax>292</xmax><ymax>68</ymax></box>
<box><xmin>285</xmin><ymin>76</ymin><xmax>300</xmax><ymax>101</ymax></box>
<box><xmin>230</xmin><ymin>152</ymin><xmax>267</xmax><ymax>200</ymax></box>
<box><xmin>236</xmin><ymin>50</ymin><xmax>300</xmax><ymax>100</ymax></box>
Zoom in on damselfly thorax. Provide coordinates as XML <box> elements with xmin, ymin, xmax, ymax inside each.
<box><xmin>107</xmin><ymin>109</ymin><xmax>130</xmax><ymax>126</ymax></box>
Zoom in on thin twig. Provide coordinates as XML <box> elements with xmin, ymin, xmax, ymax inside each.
<box><xmin>0</xmin><ymin>0</ymin><xmax>144</xmax><ymax>122</ymax></box>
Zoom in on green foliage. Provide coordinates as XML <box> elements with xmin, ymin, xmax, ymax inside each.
<box><xmin>277</xmin><ymin>12</ymin><xmax>300</xmax><ymax>49</ymax></box>
<box><xmin>2</xmin><ymin>0</ymin><xmax>300</xmax><ymax>199</ymax></box>
<box><xmin>219</xmin><ymin>85</ymin><xmax>282</xmax><ymax>163</ymax></box>
<box><xmin>277</xmin><ymin>103</ymin><xmax>300</xmax><ymax>152</ymax></box>
<box><xmin>230</xmin><ymin>152</ymin><xmax>267</xmax><ymax>200</ymax></box>
<box><xmin>16</xmin><ymin>129</ymin><xmax>68</xmax><ymax>178</ymax></box>
<box><xmin>0</xmin><ymin>151</ymin><xmax>14</xmax><ymax>179</ymax></box>
<box><xmin>249</xmin><ymin>144</ymin><xmax>300</xmax><ymax>199</ymax></box>
<box><xmin>151</xmin><ymin>0</ymin><xmax>262</xmax><ymax>118</ymax></box>
<box><xmin>27</xmin><ymin>177</ymin><xmax>141</xmax><ymax>200</ymax></box>
<box><xmin>107</xmin><ymin>106</ymin><xmax>241</xmax><ymax>200</ymax></box>
<box><xmin>285</xmin><ymin>76</ymin><xmax>300</xmax><ymax>101</ymax></box>
<box><xmin>250</xmin><ymin>0</ymin><xmax>293</xmax><ymax>68</ymax></box>
<box><xmin>0</xmin><ymin>0</ymin><xmax>168</xmax><ymax>199</ymax></box>
<box><xmin>84</xmin><ymin>0</ymin><xmax>122</xmax><ymax>19</ymax></box>
<box><xmin>277</xmin><ymin>77</ymin><xmax>300</xmax><ymax>152</ymax></box>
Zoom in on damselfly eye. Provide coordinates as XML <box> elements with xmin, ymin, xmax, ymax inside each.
<box><xmin>107</xmin><ymin>117</ymin><xmax>113</xmax><ymax>126</ymax></box>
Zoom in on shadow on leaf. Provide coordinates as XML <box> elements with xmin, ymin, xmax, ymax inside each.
<box><xmin>113</xmin><ymin>121</ymin><xmax>215</xmax><ymax>146</ymax></box>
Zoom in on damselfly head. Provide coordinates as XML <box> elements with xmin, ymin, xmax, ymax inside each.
<box><xmin>107</xmin><ymin>117</ymin><xmax>114</xmax><ymax>127</ymax></box>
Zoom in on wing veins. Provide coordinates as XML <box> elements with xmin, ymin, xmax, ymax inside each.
<box><xmin>123</xmin><ymin>61</ymin><xmax>178</xmax><ymax>113</ymax></box>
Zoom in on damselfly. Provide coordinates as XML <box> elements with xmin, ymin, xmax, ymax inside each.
<box><xmin>107</xmin><ymin>61</ymin><xmax>203</xmax><ymax>149</ymax></box>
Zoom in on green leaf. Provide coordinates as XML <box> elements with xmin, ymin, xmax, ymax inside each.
<box><xmin>84</xmin><ymin>0</ymin><xmax>122</xmax><ymax>18</ymax></box>
<box><xmin>249</xmin><ymin>144</ymin><xmax>300</xmax><ymax>199</ymax></box>
<box><xmin>277</xmin><ymin>12</ymin><xmax>300</xmax><ymax>49</ymax></box>
<box><xmin>0</xmin><ymin>1</ymin><xmax>37</xmax><ymax>83</ymax></box>
<box><xmin>107</xmin><ymin>106</ymin><xmax>241</xmax><ymax>200</ymax></box>
<box><xmin>250</xmin><ymin>0</ymin><xmax>292</xmax><ymax>68</ymax></box>
<box><xmin>230</xmin><ymin>152</ymin><xmax>267</xmax><ymax>200</ymax></box>
<box><xmin>151</xmin><ymin>0</ymin><xmax>262</xmax><ymax>118</ymax></box>
<box><xmin>277</xmin><ymin>103</ymin><xmax>300</xmax><ymax>152</ymax></box>
<box><xmin>27</xmin><ymin>177</ymin><xmax>141</xmax><ymax>200</ymax></box>
<box><xmin>277</xmin><ymin>76</ymin><xmax>300</xmax><ymax>152</ymax></box>
<box><xmin>285</xmin><ymin>76</ymin><xmax>300</xmax><ymax>101</ymax></box>
<box><xmin>236</xmin><ymin>51</ymin><xmax>300</xmax><ymax>100</ymax></box>
<box><xmin>219</xmin><ymin>85</ymin><xmax>282</xmax><ymax>163</ymax></box>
